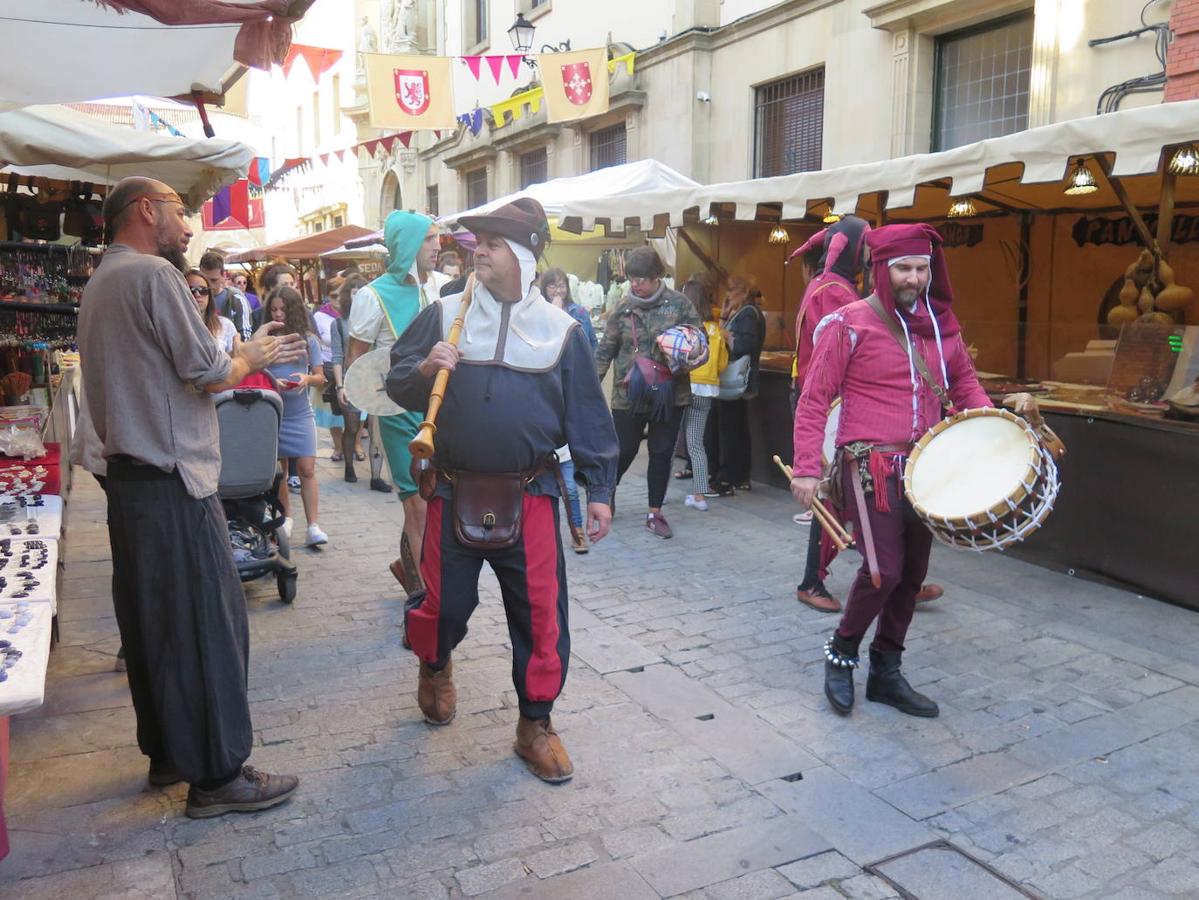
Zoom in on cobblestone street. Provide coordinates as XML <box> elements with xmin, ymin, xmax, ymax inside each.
<box><xmin>3</xmin><ymin>450</ymin><xmax>1199</xmax><ymax>899</ymax></box>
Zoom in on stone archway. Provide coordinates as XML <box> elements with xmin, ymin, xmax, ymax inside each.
<box><xmin>379</xmin><ymin>169</ymin><xmax>402</xmax><ymax>227</ymax></box>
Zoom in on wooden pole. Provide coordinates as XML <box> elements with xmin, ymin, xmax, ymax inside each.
<box><xmin>676</xmin><ymin>226</ymin><xmax>730</xmax><ymax>284</ymax></box>
<box><xmin>1094</xmin><ymin>156</ymin><xmax>1160</xmax><ymax>256</ymax></box>
<box><xmin>1157</xmin><ymin>169</ymin><xmax>1178</xmax><ymax>260</ymax></box>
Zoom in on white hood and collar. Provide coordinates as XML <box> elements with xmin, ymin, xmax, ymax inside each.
<box><xmin>437</xmin><ymin>239</ymin><xmax>578</xmax><ymax>372</ymax></box>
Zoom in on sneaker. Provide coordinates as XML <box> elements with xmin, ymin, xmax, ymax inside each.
<box><xmin>370</xmin><ymin>477</ymin><xmax>392</xmax><ymax>494</ymax></box>
<box><xmin>736</xmin><ymin>481</ymin><xmax>752</xmax><ymax>492</ymax></box>
<box><xmin>792</xmin><ymin>511</ymin><xmax>814</xmax><ymax>524</ymax></box>
<box><xmin>306</xmin><ymin>524</ymin><xmax>328</xmax><ymax>546</ymax></box>
<box><xmin>915</xmin><ymin>583</ymin><xmax>945</xmax><ymax>604</ymax></box>
<box><xmin>684</xmin><ymin>495</ymin><xmax>709</xmax><ymax>511</ymax></box>
<box><xmin>796</xmin><ymin>582</ymin><xmax>841</xmax><ymax>613</ymax></box>
<box><xmin>281</xmin><ymin>517</ymin><xmax>293</xmax><ymax>539</ymax></box>
<box><xmin>673</xmin><ymin>468</ymin><xmax>693</xmax><ymax>480</ymax></box>
<box><xmin>185</xmin><ymin>766</ymin><xmax>299</xmax><ymax>819</ymax></box>
<box><xmin>287</xmin><ymin>475</ymin><xmax>301</xmax><ymax>494</ymax></box>
<box><xmin>704</xmin><ymin>483</ymin><xmax>735</xmax><ymax>498</ymax></box>
<box><xmin>645</xmin><ymin>512</ymin><xmax>673</xmax><ymax>539</ymax></box>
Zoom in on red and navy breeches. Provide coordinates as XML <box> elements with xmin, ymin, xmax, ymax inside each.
<box><xmin>404</xmin><ymin>494</ymin><xmax>570</xmax><ymax>719</ymax></box>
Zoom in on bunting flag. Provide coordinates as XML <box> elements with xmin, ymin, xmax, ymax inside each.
<box><xmin>283</xmin><ymin>45</ymin><xmax>344</xmax><ymax>79</ymax></box>
<box><xmin>538</xmin><ymin>48</ymin><xmax>609</xmax><ymax>123</ymax></box>
<box><xmin>246</xmin><ymin>156</ymin><xmax>271</xmax><ymax>187</ymax></box>
<box><xmin>507</xmin><ymin>55</ymin><xmax>523</xmax><ymax>79</ymax></box>
<box><xmin>464</xmin><ymin>56</ymin><xmax>483</xmax><ymax>81</ymax></box>
<box><xmin>334</xmin><ymin>149</ymin><xmax>346</xmax><ymax>162</ymax></box>
<box><xmin>609</xmin><ymin>51</ymin><xmax>635</xmax><ymax>77</ymax></box>
<box><xmin>319</xmin><ymin>153</ymin><xmax>330</xmax><ymax>166</ymax></box>
<box><xmin>457</xmin><ymin>107</ymin><xmax>484</xmax><ymax>137</ymax></box>
<box><xmin>491</xmin><ymin>87</ymin><xmax>543</xmax><ymax>125</ymax></box>
<box><xmin>485</xmin><ymin>55</ymin><xmax>505</xmax><ymax>84</ymax></box>
<box><xmin>398</xmin><ymin>132</ymin><xmax>413</xmax><ymax>149</ymax></box>
<box><xmin>203</xmin><ymin>179</ymin><xmax>263</xmax><ymax>230</ymax></box>
<box><xmin>364</xmin><ymin>52</ymin><xmax>457</xmax><ymax>130</ymax></box>
<box><xmin>379</xmin><ymin>135</ymin><xmax>398</xmax><ymax>154</ymax></box>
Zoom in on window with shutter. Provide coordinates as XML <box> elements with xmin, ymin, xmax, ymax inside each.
<box><xmin>754</xmin><ymin>68</ymin><xmax>824</xmax><ymax>178</ymax></box>
<box><xmin>590</xmin><ymin>124</ymin><xmax>627</xmax><ymax>172</ymax></box>
<box><xmin>519</xmin><ymin>148</ymin><xmax>548</xmax><ymax>189</ymax></box>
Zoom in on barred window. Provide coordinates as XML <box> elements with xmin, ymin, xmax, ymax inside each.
<box><xmin>933</xmin><ymin>13</ymin><xmax>1034</xmax><ymax>151</ymax></box>
<box><xmin>754</xmin><ymin>68</ymin><xmax>824</xmax><ymax>178</ymax></box>
<box><xmin>465</xmin><ymin>168</ymin><xmax>487</xmax><ymax>209</ymax></box>
<box><xmin>520</xmin><ymin>148</ymin><xmax>548</xmax><ymax>189</ymax></box>
<box><xmin>590</xmin><ymin>123</ymin><xmax>627</xmax><ymax>172</ymax></box>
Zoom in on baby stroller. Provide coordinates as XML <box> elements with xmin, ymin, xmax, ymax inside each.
<box><xmin>215</xmin><ymin>381</ymin><xmax>298</xmax><ymax>604</ymax></box>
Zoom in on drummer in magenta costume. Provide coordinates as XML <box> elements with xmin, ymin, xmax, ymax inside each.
<box><xmin>345</xmin><ymin>211</ymin><xmax>448</xmax><ymax>588</ymax></box>
<box><xmin>791</xmin><ymin>223</ymin><xmax>1039</xmax><ymax>717</ymax></box>
<box><xmin>790</xmin><ymin>216</ymin><xmax>946</xmax><ymax>613</ymax></box>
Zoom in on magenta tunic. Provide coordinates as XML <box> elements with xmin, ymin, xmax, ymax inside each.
<box><xmin>792</xmin><ymin>297</ymin><xmax>992</xmax><ymax>478</ymax></box>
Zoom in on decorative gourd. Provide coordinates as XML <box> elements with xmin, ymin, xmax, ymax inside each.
<box><xmin>1137</xmin><ymin>311</ymin><xmax>1175</xmax><ymax>326</ymax></box>
<box><xmin>1107</xmin><ymin>304</ymin><xmax>1139</xmax><ymax>325</ymax></box>
<box><xmin>1155</xmin><ymin>283</ymin><xmax>1194</xmax><ymax>312</ymax></box>
<box><xmin>1138</xmin><ymin>286</ymin><xmax>1156</xmax><ymax>313</ymax></box>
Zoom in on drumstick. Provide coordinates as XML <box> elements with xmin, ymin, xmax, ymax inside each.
<box><xmin>409</xmin><ymin>276</ymin><xmax>475</xmax><ymax>461</ymax></box>
<box><xmin>772</xmin><ymin>455</ymin><xmax>853</xmax><ymax>551</ymax></box>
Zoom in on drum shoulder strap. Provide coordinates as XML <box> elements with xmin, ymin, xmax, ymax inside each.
<box><xmin>865</xmin><ymin>294</ymin><xmax>952</xmax><ymax>411</ymax></box>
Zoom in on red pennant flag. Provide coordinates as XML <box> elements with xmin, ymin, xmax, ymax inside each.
<box><xmin>485</xmin><ymin>55</ymin><xmax>505</xmax><ymax>84</ymax></box>
<box><xmin>464</xmin><ymin>56</ymin><xmax>483</xmax><ymax>81</ymax></box>
<box><xmin>433</xmin><ymin>130</ymin><xmax>442</xmax><ymax>139</ymax></box>
<box><xmin>319</xmin><ymin>153</ymin><xmax>330</xmax><ymax>166</ymax></box>
<box><xmin>335</xmin><ymin>149</ymin><xmax>346</xmax><ymax>161</ymax></box>
<box><xmin>283</xmin><ymin>45</ymin><xmax>343</xmax><ymax>79</ymax></box>
<box><xmin>398</xmin><ymin>131</ymin><xmax>413</xmax><ymax>149</ymax></box>
<box><xmin>379</xmin><ymin>135</ymin><xmax>398</xmax><ymax>154</ymax></box>
<box><xmin>506</xmin><ymin>56</ymin><xmax>523</xmax><ymax>79</ymax></box>
<box><xmin>363</xmin><ymin>139</ymin><xmax>380</xmax><ymax>156</ymax></box>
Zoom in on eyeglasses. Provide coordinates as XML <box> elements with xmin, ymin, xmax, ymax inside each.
<box><xmin>110</xmin><ymin>191</ymin><xmax>184</xmax><ymax>222</ymax></box>
<box><xmin>189</xmin><ymin>285</ymin><xmax>211</xmax><ymax>297</ymax></box>
<box><xmin>629</xmin><ymin>276</ymin><xmax>657</xmax><ymax>286</ymax></box>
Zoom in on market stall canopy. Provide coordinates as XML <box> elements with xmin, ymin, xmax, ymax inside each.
<box><xmin>0</xmin><ymin>0</ymin><xmax>311</xmax><ymax>111</ymax></box>
<box><xmin>227</xmin><ymin>224</ymin><xmax>377</xmax><ymax>262</ymax></box>
<box><xmin>557</xmin><ymin>102</ymin><xmax>1199</xmax><ymax>232</ymax></box>
<box><xmin>441</xmin><ymin>159</ymin><xmax>700</xmax><ymax>228</ymax></box>
<box><xmin>320</xmin><ymin>243</ymin><xmax>388</xmax><ymax>261</ymax></box>
<box><xmin>0</xmin><ymin>104</ymin><xmax>253</xmax><ymax>206</ymax></box>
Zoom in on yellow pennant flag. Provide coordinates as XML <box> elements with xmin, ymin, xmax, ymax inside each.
<box><xmin>364</xmin><ymin>53</ymin><xmax>457</xmax><ymax>130</ymax></box>
<box><xmin>537</xmin><ymin>48</ymin><xmax>610</xmax><ymax>124</ymax></box>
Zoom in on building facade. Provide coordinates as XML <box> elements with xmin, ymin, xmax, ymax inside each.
<box><xmin>358</xmin><ymin>0</ymin><xmax>1176</xmax><ymax>225</ymax></box>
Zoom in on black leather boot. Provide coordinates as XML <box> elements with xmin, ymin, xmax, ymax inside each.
<box><xmin>865</xmin><ymin>648</ymin><xmax>939</xmax><ymax>717</ymax></box>
<box><xmin>823</xmin><ymin>635</ymin><xmax>859</xmax><ymax>715</ymax></box>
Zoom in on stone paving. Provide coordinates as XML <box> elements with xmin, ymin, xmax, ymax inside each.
<box><xmin>3</xmin><ymin>448</ymin><xmax>1199</xmax><ymax>898</ymax></box>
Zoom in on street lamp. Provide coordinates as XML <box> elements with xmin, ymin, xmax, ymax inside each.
<box><xmin>508</xmin><ymin>14</ymin><xmax>535</xmax><ymax>54</ymax></box>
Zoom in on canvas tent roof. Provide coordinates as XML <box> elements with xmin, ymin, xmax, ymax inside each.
<box><xmin>0</xmin><ymin>0</ymin><xmax>265</xmax><ymax>111</ymax></box>
<box><xmin>0</xmin><ymin>104</ymin><xmax>254</xmax><ymax>206</ymax></box>
<box><xmin>441</xmin><ymin>159</ymin><xmax>700</xmax><ymax>226</ymax></box>
<box><xmin>557</xmin><ymin>102</ymin><xmax>1199</xmax><ymax>232</ymax></box>
<box><xmin>227</xmin><ymin>224</ymin><xmax>377</xmax><ymax>262</ymax></box>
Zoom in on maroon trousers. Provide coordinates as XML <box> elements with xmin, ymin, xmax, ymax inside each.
<box><xmin>834</xmin><ymin>464</ymin><xmax>932</xmax><ymax>653</ymax></box>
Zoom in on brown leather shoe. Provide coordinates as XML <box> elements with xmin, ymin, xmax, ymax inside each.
<box><xmin>571</xmin><ymin>532</ymin><xmax>589</xmax><ymax>554</ymax></box>
<box><xmin>148</xmin><ymin>759</ymin><xmax>182</xmax><ymax>788</ymax></box>
<box><xmin>796</xmin><ymin>583</ymin><xmax>842</xmax><ymax>613</ymax></box>
<box><xmin>184</xmin><ymin>766</ymin><xmax>299</xmax><ymax>819</ymax></box>
<box><xmin>418</xmin><ymin>658</ymin><xmax>457</xmax><ymax>725</ymax></box>
<box><xmin>514</xmin><ymin>716</ymin><xmax>573</xmax><ymax>783</ymax></box>
<box><xmin>915</xmin><ymin>583</ymin><xmax>945</xmax><ymax>604</ymax></box>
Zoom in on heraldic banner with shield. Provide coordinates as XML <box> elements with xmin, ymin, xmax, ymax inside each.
<box><xmin>364</xmin><ymin>53</ymin><xmax>458</xmax><ymax>130</ymax></box>
<box><xmin>537</xmin><ymin>47</ymin><xmax>611</xmax><ymax>124</ymax></box>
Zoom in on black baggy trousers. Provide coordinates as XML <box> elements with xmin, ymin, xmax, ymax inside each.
<box><xmin>105</xmin><ymin>458</ymin><xmax>252</xmax><ymax>787</ymax></box>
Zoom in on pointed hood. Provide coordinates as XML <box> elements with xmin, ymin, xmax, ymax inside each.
<box><xmin>365</xmin><ymin>210</ymin><xmax>433</xmax><ymax>337</ymax></box>
<box><xmin>866</xmin><ymin>223</ymin><xmax>961</xmax><ymax>338</ymax></box>
<box><xmin>788</xmin><ymin>214</ymin><xmax>870</xmax><ymax>283</ymax></box>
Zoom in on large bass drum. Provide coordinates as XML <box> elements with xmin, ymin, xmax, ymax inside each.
<box><xmin>903</xmin><ymin>408</ymin><xmax>1065</xmax><ymax>552</ymax></box>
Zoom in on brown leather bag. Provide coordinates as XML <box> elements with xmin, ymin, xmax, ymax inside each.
<box><xmin>450</xmin><ymin>471</ymin><xmax>529</xmax><ymax>550</ymax></box>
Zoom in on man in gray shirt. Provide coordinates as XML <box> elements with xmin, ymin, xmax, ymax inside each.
<box><xmin>79</xmin><ymin>176</ymin><xmax>303</xmax><ymax>819</ymax></box>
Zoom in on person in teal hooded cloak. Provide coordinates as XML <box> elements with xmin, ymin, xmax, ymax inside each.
<box><xmin>346</xmin><ymin>211</ymin><xmax>444</xmax><ymax>587</ymax></box>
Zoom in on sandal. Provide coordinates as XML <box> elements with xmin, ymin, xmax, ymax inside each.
<box><xmin>673</xmin><ymin>468</ymin><xmax>693</xmax><ymax>479</ymax></box>
<box><xmin>355</xmin><ymin>450</ymin><xmax>366</xmax><ymax>461</ymax></box>
<box><xmin>330</xmin><ymin>452</ymin><xmax>344</xmax><ymax>462</ymax></box>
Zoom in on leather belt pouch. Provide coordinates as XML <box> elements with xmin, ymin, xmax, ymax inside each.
<box><xmin>451</xmin><ymin>471</ymin><xmax>526</xmax><ymax>550</ymax></box>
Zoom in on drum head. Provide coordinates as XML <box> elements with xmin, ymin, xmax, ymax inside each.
<box><xmin>344</xmin><ymin>347</ymin><xmax>405</xmax><ymax>417</ymax></box>
<box><xmin>908</xmin><ymin>412</ymin><xmax>1036</xmax><ymax>520</ymax></box>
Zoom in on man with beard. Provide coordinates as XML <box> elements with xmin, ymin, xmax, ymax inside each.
<box><xmin>791</xmin><ymin>223</ymin><xmax>1040</xmax><ymax>719</ymax></box>
<box><xmin>387</xmin><ymin>199</ymin><xmax>618</xmax><ymax>782</ymax></box>
<box><xmin>79</xmin><ymin>176</ymin><xmax>303</xmax><ymax>818</ymax></box>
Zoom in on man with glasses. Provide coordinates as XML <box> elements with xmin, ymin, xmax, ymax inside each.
<box><xmin>79</xmin><ymin>176</ymin><xmax>304</xmax><ymax>818</ymax></box>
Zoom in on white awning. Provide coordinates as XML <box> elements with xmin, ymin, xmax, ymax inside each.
<box><xmin>442</xmin><ymin>159</ymin><xmax>700</xmax><ymax>226</ymax></box>
<box><xmin>558</xmin><ymin>102</ymin><xmax>1199</xmax><ymax>231</ymax></box>
<box><xmin>0</xmin><ymin>1</ymin><xmax>250</xmax><ymax>111</ymax></box>
<box><xmin>0</xmin><ymin>105</ymin><xmax>253</xmax><ymax>206</ymax></box>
